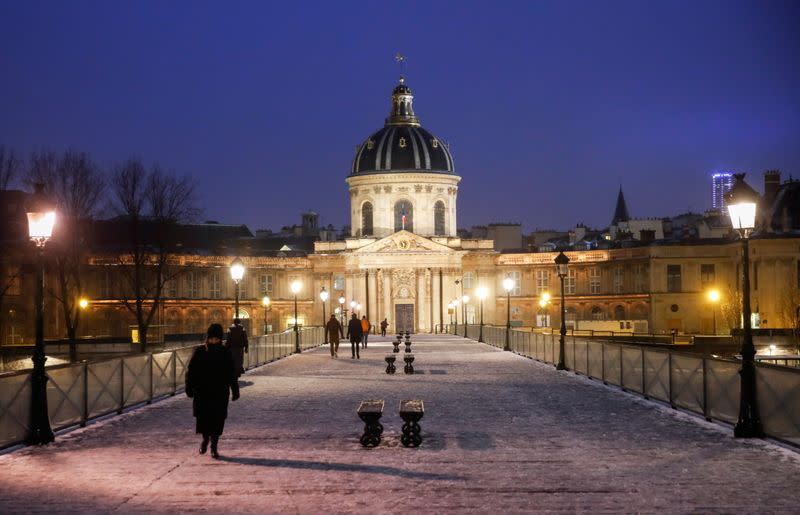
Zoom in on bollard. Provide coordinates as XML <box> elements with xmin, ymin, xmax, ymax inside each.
<box><xmin>405</xmin><ymin>340</ymin><xmax>412</xmax><ymax>353</ymax></box>
<box><xmin>392</xmin><ymin>340</ymin><xmax>400</xmax><ymax>353</ymax></box>
<box><xmin>404</xmin><ymin>353</ymin><xmax>415</xmax><ymax>374</ymax></box>
<box><xmin>385</xmin><ymin>355</ymin><xmax>396</xmax><ymax>374</ymax></box>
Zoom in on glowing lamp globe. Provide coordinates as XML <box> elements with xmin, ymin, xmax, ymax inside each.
<box><xmin>290</xmin><ymin>280</ymin><xmax>302</xmax><ymax>295</ymax></box>
<box><xmin>230</xmin><ymin>258</ymin><xmax>245</xmax><ymax>282</ymax></box>
<box><xmin>320</xmin><ymin>287</ymin><xmax>329</xmax><ymax>302</ymax></box>
<box><xmin>476</xmin><ymin>287</ymin><xmax>488</xmax><ymax>300</ymax></box>
<box><xmin>502</xmin><ymin>277</ymin><xmax>515</xmax><ymax>293</ymax></box>
<box><xmin>725</xmin><ymin>173</ymin><xmax>759</xmax><ymax>232</ymax></box>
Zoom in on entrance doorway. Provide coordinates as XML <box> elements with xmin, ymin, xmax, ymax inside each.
<box><xmin>395</xmin><ymin>304</ymin><xmax>415</xmax><ymax>333</ymax></box>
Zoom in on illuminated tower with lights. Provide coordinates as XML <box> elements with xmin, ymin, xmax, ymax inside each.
<box><xmin>712</xmin><ymin>172</ymin><xmax>734</xmax><ymax>210</ymax></box>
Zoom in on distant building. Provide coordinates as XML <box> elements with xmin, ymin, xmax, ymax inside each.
<box><xmin>712</xmin><ymin>172</ymin><xmax>734</xmax><ymax>210</ymax></box>
<box><xmin>487</xmin><ymin>223</ymin><xmax>522</xmax><ymax>251</ymax></box>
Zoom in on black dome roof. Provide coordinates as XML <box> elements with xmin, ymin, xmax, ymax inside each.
<box><xmin>351</xmin><ymin>126</ymin><xmax>454</xmax><ymax>176</ymax></box>
<box><xmin>350</xmin><ymin>77</ymin><xmax>455</xmax><ymax>176</ymax></box>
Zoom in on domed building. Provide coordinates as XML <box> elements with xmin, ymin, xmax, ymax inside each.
<box><xmin>347</xmin><ymin>77</ymin><xmax>461</xmax><ymax>238</ymax></box>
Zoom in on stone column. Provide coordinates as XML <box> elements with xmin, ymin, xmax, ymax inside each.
<box><xmin>425</xmin><ymin>268</ymin><xmax>433</xmax><ymax>333</ymax></box>
<box><xmin>383</xmin><ymin>270</ymin><xmax>392</xmax><ymax>331</ymax></box>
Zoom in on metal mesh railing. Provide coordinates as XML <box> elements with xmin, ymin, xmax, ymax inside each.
<box><xmin>463</xmin><ymin>325</ymin><xmax>800</xmax><ymax>447</ymax></box>
<box><xmin>0</xmin><ymin>326</ymin><xmax>324</xmax><ymax>450</ymax></box>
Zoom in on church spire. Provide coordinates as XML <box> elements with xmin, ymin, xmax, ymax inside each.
<box><xmin>385</xmin><ymin>76</ymin><xmax>421</xmax><ymax>127</ymax></box>
<box><xmin>611</xmin><ymin>186</ymin><xmax>631</xmax><ymax>225</ymax></box>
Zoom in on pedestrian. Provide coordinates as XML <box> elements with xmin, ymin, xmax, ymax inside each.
<box><xmin>380</xmin><ymin>318</ymin><xmax>388</xmax><ymax>337</ymax></box>
<box><xmin>186</xmin><ymin>323</ymin><xmax>240</xmax><ymax>459</ymax></box>
<box><xmin>361</xmin><ymin>315</ymin><xmax>371</xmax><ymax>349</ymax></box>
<box><xmin>225</xmin><ymin>318</ymin><xmax>248</xmax><ymax>378</ymax></box>
<box><xmin>346</xmin><ymin>313</ymin><xmax>362</xmax><ymax>359</ymax></box>
<box><xmin>325</xmin><ymin>314</ymin><xmax>343</xmax><ymax>358</ymax></box>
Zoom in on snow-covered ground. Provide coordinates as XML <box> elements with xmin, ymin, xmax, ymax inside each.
<box><xmin>1</xmin><ymin>335</ymin><xmax>799</xmax><ymax>513</ymax></box>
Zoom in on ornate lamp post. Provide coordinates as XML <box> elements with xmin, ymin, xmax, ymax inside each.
<box><xmin>25</xmin><ymin>187</ymin><xmax>57</xmax><ymax>445</ymax></box>
<box><xmin>502</xmin><ymin>276</ymin><xmax>515</xmax><ymax>351</ymax></box>
<box><xmin>476</xmin><ymin>287</ymin><xmax>487</xmax><ymax>343</ymax></box>
<box><xmin>707</xmin><ymin>289</ymin><xmax>720</xmax><ymax>335</ymax></box>
<box><xmin>320</xmin><ymin>287</ymin><xmax>329</xmax><ymax>343</ymax></box>
<box><xmin>725</xmin><ymin>173</ymin><xmax>763</xmax><ymax>438</ymax></box>
<box><xmin>356</xmin><ymin>303</ymin><xmax>362</xmax><ymax>318</ymax></box>
<box><xmin>462</xmin><ymin>294</ymin><xmax>470</xmax><ymax>337</ymax></box>
<box><xmin>229</xmin><ymin>258</ymin><xmax>245</xmax><ymax>320</ymax></box>
<box><xmin>291</xmin><ymin>280</ymin><xmax>302</xmax><ymax>353</ymax></box>
<box><xmin>453</xmin><ymin>298</ymin><xmax>459</xmax><ymax>330</ymax></box>
<box><xmin>538</xmin><ymin>291</ymin><xmax>551</xmax><ymax>328</ymax></box>
<box><xmin>555</xmin><ymin>251</ymin><xmax>570</xmax><ymax>370</ymax></box>
<box><xmin>338</xmin><ymin>295</ymin><xmax>346</xmax><ymax>327</ymax></box>
<box><xmin>261</xmin><ymin>295</ymin><xmax>271</xmax><ymax>334</ymax></box>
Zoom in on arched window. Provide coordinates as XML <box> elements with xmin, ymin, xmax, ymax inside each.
<box><xmin>394</xmin><ymin>200</ymin><xmax>413</xmax><ymax>232</ymax></box>
<box><xmin>361</xmin><ymin>202</ymin><xmax>373</xmax><ymax>236</ymax></box>
<box><xmin>614</xmin><ymin>305</ymin><xmax>626</xmax><ymax>320</ymax></box>
<box><xmin>434</xmin><ymin>200</ymin><xmax>446</xmax><ymax>236</ymax></box>
<box><xmin>591</xmin><ymin>306</ymin><xmax>605</xmax><ymax>321</ymax></box>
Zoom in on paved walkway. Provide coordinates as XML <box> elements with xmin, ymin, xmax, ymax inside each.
<box><xmin>1</xmin><ymin>335</ymin><xmax>799</xmax><ymax>513</ymax></box>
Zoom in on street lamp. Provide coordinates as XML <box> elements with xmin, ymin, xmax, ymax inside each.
<box><xmin>462</xmin><ymin>294</ymin><xmax>470</xmax><ymax>337</ymax></box>
<box><xmin>476</xmin><ymin>286</ymin><xmax>487</xmax><ymax>342</ymax></box>
<box><xmin>356</xmin><ymin>303</ymin><xmax>362</xmax><ymax>318</ymax></box>
<box><xmin>230</xmin><ymin>258</ymin><xmax>245</xmax><ymax>320</ymax></box>
<box><xmin>261</xmin><ymin>296</ymin><xmax>271</xmax><ymax>334</ymax></box>
<box><xmin>453</xmin><ymin>298</ymin><xmax>459</xmax><ymax>330</ymax></box>
<box><xmin>26</xmin><ymin>185</ymin><xmax>57</xmax><ymax>445</ymax></box>
<box><xmin>447</xmin><ymin>301</ymin><xmax>454</xmax><ymax>329</ymax></box>
<box><xmin>338</xmin><ymin>295</ymin><xmax>346</xmax><ymax>327</ymax></box>
<box><xmin>725</xmin><ymin>173</ymin><xmax>763</xmax><ymax>437</ymax></box>
<box><xmin>320</xmin><ymin>287</ymin><xmax>329</xmax><ymax>343</ymax></box>
<box><xmin>502</xmin><ymin>276</ymin><xmax>515</xmax><ymax>351</ymax></box>
<box><xmin>707</xmin><ymin>289</ymin><xmax>720</xmax><ymax>335</ymax></box>
<box><xmin>555</xmin><ymin>251</ymin><xmax>570</xmax><ymax>370</ymax></box>
<box><xmin>291</xmin><ymin>280</ymin><xmax>302</xmax><ymax>353</ymax></box>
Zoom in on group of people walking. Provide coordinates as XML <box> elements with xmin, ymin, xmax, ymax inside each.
<box><xmin>325</xmin><ymin>315</ymin><xmax>389</xmax><ymax>359</ymax></box>
<box><xmin>187</xmin><ymin>314</ymin><xmax>392</xmax><ymax>458</ymax></box>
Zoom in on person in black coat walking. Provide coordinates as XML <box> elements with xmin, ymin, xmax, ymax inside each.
<box><xmin>186</xmin><ymin>323</ymin><xmax>240</xmax><ymax>458</ymax></box>
<box><xmin>346</xmin><ymin>313</ymin><xmax>363</xmax><ymax>359</ymax></box>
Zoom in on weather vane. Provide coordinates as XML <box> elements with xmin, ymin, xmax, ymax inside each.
<box><xmin>395</xmin><ymin>52</ymin><xmax>407</xmax><ymax>79</ymax></box>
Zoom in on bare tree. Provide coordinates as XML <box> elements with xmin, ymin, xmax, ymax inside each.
<box><xmin>778</xmin><ymin>287</ymin><xmax>800</xmax><ymax>352</ymax></box>
<box><xmin>110</xmin><ymin>158</ymin><xmax>197</xmax><ymax>352</ymax></box>
<box><xmin>0</xmin><ymin>145</ymin><xmax>21</xmax><ymax>190</ymax></box>
<box><xmin>720</xmin><ymin>285</ymin><xmax>742</xmax><ymax>334</ymax></box>
<box><xmin>28</xmin><ymin>149</ymin><xmax>106</xmax><ymax>361</ymax></box>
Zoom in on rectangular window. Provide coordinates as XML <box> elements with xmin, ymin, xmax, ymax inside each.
<box><xmin>260</xmin><ymin>274</ymin><xmax>273</xmax><ymax>295</ymax></box>
<box><xmin>101</xmin><ymin>270</ymin><xmax>112</xmax><ymax>298</ymax></box>
<box><xmin>333</xmin><ymin>274</ymin><xmax>345</xmax><ymax>292</ymax></box>
<box><xmin>753</xmin><ymin>262</ymin><xmax>759</xmax><ymax>291</ymax></box>
<box><xmin>535</xmin><ymin>269</ymin><xmax>549</xmax><ymax>295</ymax></box>
<box><xmin>4</xmin><ymin>266</ymin><xmax>21</xmax><ymax>296</ymax></box>
<box><xmin>508</xmin><ymin>271</ymin><xmax>522</xmax><ymax>296</ymax></box>
<box><xmin>210</xmin><ymin>272</ymin><xmax>221</xmax><ymax>299</ymax></box>
<box><xmin>462</xmin><ymin>271</ymin><xmax>474</xmax><ymax>290</ymax></box>
<box><xmin>667</xmin><ymin>265</ymin><xmax>681</xmax><ymax>293</ymax></box>
<box><xmin>700</xmin><ymin>264</ymin><xmax>715</xmax><ymax>286</ymax></box>
<box><xmin>589</xmin><ymin>267</ymin><xmax>601</xmax><ymax>294</ymax></box>
<box><xmin>167</xmin><ymin>277</ymin><xmax>178</xmax><ymax>298</ymax></box>
<box><xmin>564</xmin><ymin>269</ymin><xmax>576</xmax><ymax>295</ymax></box>
<box><xmin>613</xmin><ymin>267</ymin><xmax>624</xmax><ymax>294</ymax></box>
<box><xmin>634</xmin><ymin>264</ymin><xmax>648</xmax><ymax>293</ymax></box>
<box><xmin>187</xmin><ymin>272</ymin><xmax>199</xmax><ymax>299</ymax></box>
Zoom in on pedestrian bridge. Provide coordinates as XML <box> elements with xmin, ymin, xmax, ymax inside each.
<box><xmin>1</xmin><ymin>331</ymin><xmax>800</xmax><ymax>511</ymax></box>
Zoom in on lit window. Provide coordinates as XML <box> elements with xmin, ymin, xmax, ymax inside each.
<box><xmin>613</xmin><ymin>267</ymin><xmax>624</xmax><ymax>294</ymax></box>
<box><xmin>589</xmin><ymin>268</ymin><xmax>601</xmax><ymax>294</ymax></box>
<box><xmin>260</xmin><ymin>274</ymin><xmax>273</xmax><ymax>295</ymax></box>
<box><xmin>564</xmin><ymin>269</ymin><xmax>576</xmax><ymax>295</ymax></box>
<box><xmin>399</xmin><ymin>137</ymin><xmax>407</xmax><ymax>148</ymax></box>
<box><xmin>210</xmin><ymin>272</ymin><xmax>221</xmax><ymax>299</ymax></box>
<box><xmin>535</xmin><ymin>269</ymin><xmax>549</xmax><ymax>294</ymax></box>
<box><xmin>366</xmin><ymin>140</ymin><xmax>374</xmax><ymax>150</ymax></box>
<box><xmin>462</xmin><ymin>272</ymin><xmax>474</xmax><ymax>290</ymax></box>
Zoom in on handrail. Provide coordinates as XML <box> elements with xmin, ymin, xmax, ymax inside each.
<box><xmin>460</xmin><ymin>324</ymin><xmax>800</xmax><ymax>447</ymax></box>
<box><xmin>0</xmin><ymin>326</ymin><xmax>325</xmax><ymax>450</ymax></box>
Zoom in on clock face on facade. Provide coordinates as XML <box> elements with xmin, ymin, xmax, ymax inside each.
<box><xmin>397</xmin><ymin>238</ymin><xmax>410</xmax><ymax>250</ymax></box>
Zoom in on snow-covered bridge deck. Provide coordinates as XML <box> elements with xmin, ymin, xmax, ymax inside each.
<box><xmin>1</xmin><ymin>335</ymin><xmax>799</xmax><ymax>513</ymax></box>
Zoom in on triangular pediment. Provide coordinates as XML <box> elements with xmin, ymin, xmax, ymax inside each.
<box><xmin>353</xmin><ymin>231</ymin><xmax>455</xmax><ymax>254</ymax></box>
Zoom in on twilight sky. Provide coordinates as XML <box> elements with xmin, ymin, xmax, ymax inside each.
<box><xmin>1</xmin><ymin>1</ymin><xmax>798</xmax><ymax>233</ymax></box>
